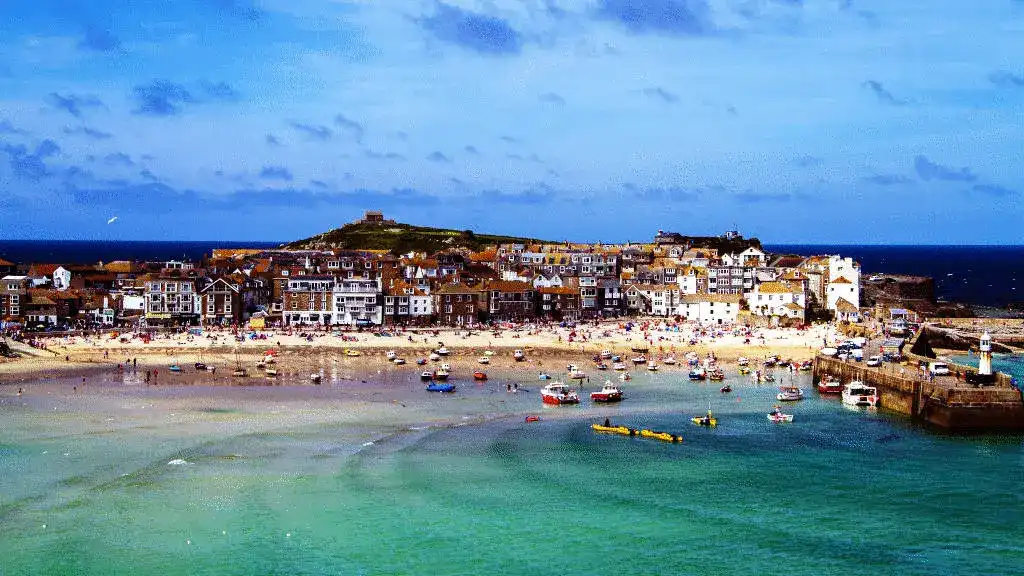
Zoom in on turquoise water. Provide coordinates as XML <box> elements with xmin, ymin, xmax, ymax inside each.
<box><xmin>2</xmin><ymin>367</ymin><xmax>1022</xmax><ymax>575</ymax></box>
<box><xmin>952</xmin><ymin>353</ymin><xmax>1024</xmax><ymax>384</ymax></box>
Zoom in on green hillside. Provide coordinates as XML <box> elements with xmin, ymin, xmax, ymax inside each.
<box><xmin>284</xmin><ymin>221</ymin><xmax>558</xmax><ymax>254</ymax></box>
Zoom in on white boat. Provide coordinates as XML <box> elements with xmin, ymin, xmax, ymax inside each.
<box><xmin>310</xmin><ymin>373</ymin><xmax>322</xmax><ymax>383</ymax></box>
<box><xmin>618</xmin><ymin>372</ymin><xmax>631</xmax><ymax>381</ymax></box>
<box><xmin>434</xmin><ymin>367</ymin><xmax>450</xmax><ymax>381</ymax></box>
<box><xmin>440</xmin><ymin>363</ymin><xmax>451</xmax><ymax>372</ymax></box>
<box><xmin>600</xmin><ymin>350</ymin><xmax>613</xmax><ymax>360</ymax></box>
<box><xmin>385</xmin><ymin>350</ymin><xmax>396</xmax><ymax>360</ymax></box>
<box><xmin>264</xmin><ymin>355</ymin><xmax>276</xmax><ymax>365</ymax></box>
<box><xmin>590</xmin><ymin>381</ymin><xmax>624</xmax><ymax>403</ymax></box>
<box><xmin>484</xmin><ymin>350</ymin><xmax>495</xmax><ymax>356</ymax></box>
<box><xmin>568</xmin><ymin>365</ymin><xmax>586</xmax><ymax>380</ymax></box>
<box><xmin>513</xmin><ymin>349</ymin><xmax>526</xmax><ymax>361</ymax></box>
<box><xmin>429</xmin><ymin>352</ymin><xmax>441</xmax><ymax>361</ymax></box>
<box><xmin>737</xmin><ymin>357</ymin><xmax>749</xmax><ymax>367</ymax></box>
<box><xmin>842</xmin><ymin>382</ymin><xmax>879</xmax><ymax>407</ymax></box>
<box><xmin>767</xmin><ymin>408</ymin><xmax>794</xmax><ymax>423</ymax></box>
<box><xmin>541</xmin><ymin>382</ymin><xmax>580</xmax><ymax>405</ymax></box>
<box><xmin>393</xmin><ymin>358</ymin><xmax>406</xmax><ymax>365</ymax></box>
<box><xmin>662</xmin><ymin>355</ymin><xmax>676</xmax><ymax>365</ymax></box>
<box><xmin>647</xmin><ymin>361</ymin><xmax>658</xmax><ymax>371</ymax></box>
<box><xmin>776</xmin><ymin>386</ymin><xmax>804</xmax><ymax>402</ymax></box>
<box><xmin>436</xmin><ymin>346</ymin><xmax>450</xmax><ymax>356</ymax></box>
<box><xmin>265</xmin><ymin>367</ymin><xmax>278</xmax><ymax>377</ymax></box>
<box><xmin>631</xmin><ymin>355</ymin><xmax>647</xmax><ymax>365</ymax></box>
<box><xmin>478</xmin><ymin>356</ymin><xmax>490</xmax><ymax>364</ymax></box>
<box><xmin>612</xmin><ymin>362</ymin><xmax>627</xmax><ymax>371</ymax></box>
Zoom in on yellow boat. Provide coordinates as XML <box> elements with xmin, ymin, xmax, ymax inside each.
<box><xmin>691</xmin><ymin>411</ymin><xmax>718</xmax><ymax>427</ymax></box>
<box><xmin>344</xmin><ymin>349</ymin><xmax>361</xmax><ymax>357</ymax></box>
<box><xmin>640</xmin><ymin>429</ymin><xmax>683</xmax><ymax>443</ymax></box>
<box><xmin>738</xmin><ymin>366</ymin><xmax>751</xmax><ymax>375</ymax></box>
<box><xmin>591</xmin><ymin>424</ymin><xmax>636</xmax><ymax>436</ymax></box>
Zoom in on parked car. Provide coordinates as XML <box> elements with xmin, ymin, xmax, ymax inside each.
<box><xmin>866</xmin><ymin>355</ymin><xmax>882</xmax><ymax>367</ymax></box>
<box><xmin>929</xmin><ymin>362</ymin><xmax>951</xmax><ymax>376</ymax></box>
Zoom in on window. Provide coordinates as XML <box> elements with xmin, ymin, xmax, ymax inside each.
<box><xmin>445</xmin><ymin>305</ymin><xmax>453</xmax><ymax>313</ymax></box>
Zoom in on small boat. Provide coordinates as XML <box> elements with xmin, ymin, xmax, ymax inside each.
<box><xmin>691</xmin><ymin>410</ymin><xmax>717</xmax><ymax>427</ymax></box>
<box><xmin>344</xmin><ymin>349</ymin><xmax>361</xmax><ymax>357</ymax></box>
<box><xmin>263</xmin><ymin>355</ymin><xmax>276</xmax><ymax>365</ymax></box>
<box><xmin>473</xmin><ymin>371</ymin><xmax>488</xmax><ymax>381</ymax></box>
<box><xmin>434</xmin><ymin>368</ymin><xmax>450</xmax><ymax>381</ymax></box>
<box><xmin>569</xmin><ymin>370</ymin><xmax>586</xmax><ymax>380</ymax></box>
<box><xmin>612</xmin><ymin>362</ymin><xmax>627</xmax><ymax>371</ymax></box>
<box><xmin>538</xmin><ymin>372</ymin><xmax>552</xmax><ymax>380</ymax></box>
<box><xmin>393</xmin><ymin>358</ymin><xmax>406</xmax><ymax>365</ymax></box>
<box><xmin>426</xmin><ymin>382</ymin><xmax>455</xmax><ymax>393</ymax></box>
<box><xmin>265</xmin><ymin>368</ymin><xmax>278</xmax><ymax>377</ymax></box>
<box><xmin>618</xmin><ymin>372</ymin><xmax>631</xmax><ymax>381</ymax></box>
<box><xmin>592</xmin><ymin>423</ymin><xmax>636</xmax><ymax>436</ymax></box>
<box><xmin>232</xmin><ymin>368</ymin><xmax>248</xmax><ymax>378</ymax></box>
<box><xmin>416</xmin><ymin>358</ymin><xmax>427</xmax><ymax>365</ymax></box>
<box><xmin>737</xmin><ymin>357</ymin><xmax>749</xmax><ymax>367</ymax></box>
<box><xmin>708</xmin><ymin>368</ymin><xmax>725</xmax><ymax>381</ymax></box>
<box><xmin>647</xmin><ymin>361</ymin><xmax>658</xmax><ymax>371</ymax></box>
<box><xmin>484</xmin><ymin>350</ymin><xmax>495</xmax><ymax>356</ymax></box>
<box><xmin>590</xmin><ymin>381</ymin><xmax>624</xmax><ymax>403</ymax></box>
<box><xmin>738</xmin><ymin>366</ymin><xmax>751</xmax><ymax>375</ymax></box>
<box><xmin>611</xmin><ymin>355</ymin><xmax>621</xmax><ymax>362</ymax></box>
<box><xmin>478</xmin><ymin>356</ymin><xmax>490</xmax><ymax>364</ymax></box>
<box><xmin>435</xmin><ymin>346</ymin><xmax>450</xmax><ymax>356</ymax></box>
<box><xmin>640</xmin><ymin>429</ymin><xmax>683</xmax><ymax>443</ymax></box>
<box><xmin>720</xmin><ymin>384</ymin><xmax>732</xmax><ymax>393</ymax></box>
<box><xmin>842</xmin><ymin>382</ymin><xmax>879</xmax><ymax>407</ymax></box>
<box><xmin>420</xmin><ymin>371</ymin><xmax>434</xmax><ymax>381</ymax></box>
<box><xmin>540</xmin><ymin>382</ymin><xmax>580</xmax><ymax>405</ymax></box>
<box><xmin>429</xmin><ymin>353</ymin><xmax>441</xmax><ymax>361</ymax></box>
<box><xmin>169</xmin><ymin>364</ymin><xmax>182</xmax><ymax>372</ymax></box>
<box><xmin>385</xmin><ymin>350</ymin><xmax>396</xmax><ymax>360</ymax></box>
<box><xmin>688</xmin><ymin>368</ymin><xmax>707</xmax><ymax>381</ymax></box>
<box><xmin>256</xmin><ymin>359</ymin><xmax>266</xmax><ymax>369</ymax></box>
<box><xmin>310</xmin><ymin>373</ymin><xmax>322</xmax><ymax>384</ymax></box>
<box><xmin>776</xmin><ymin>386</ymin><xmax>804</xmax><ymax>402</ymax></box>
<box><xmin>817</xmin><ymin>376</ymin><xmax>843</xmax><ymax>394</ymax></box>
<box><xmin>595</xmin><ymin>362</ymin><xmax>609</xmax><ymax>371</ymax></box>
<box><xmin>767</xmin><ymin>407</ymin><xmax>794</xmax><ymax>423</ymax></box>
<box><xmin>799</xmin><ymin>360</ymin><xmax>813</xmax><ymax>371</ymax></box>
<box><xmin>600</xmin><ymin>350</ymin><xmax>613</xmax><ymax>360</ymax></box>
<box><xmin>194</xmin><ymin>362</ymin><xmax>207</xmax><ymax>371</ymax></box>
<box><xmin>513</xmin><ymin>349</ymin><xmax>526</xmax><ymax>362</ymax></box>
<box><xmin>525</xmin><ymin>415</ymin><xmax>541</xmax><ymax>423</ymax></box>
<box><xmin>662</xmin><ymin>355</ymin><xmax>677</xmax><ymax>365</ymax></box>
<box><xmin>632</xmin><ymin>355</ymin><xmax>647</xmax><ymax>365</ymax></box>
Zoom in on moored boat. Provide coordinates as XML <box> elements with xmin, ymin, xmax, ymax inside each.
<box><xmin>426</xmin><ymin>382</ymin><xmax>455</xmax><ymax>393</ymax></box>
<box><xmin>429</xmin><ymin>353</ymin><xmax>441</xmax><ymax>361</ymax></box>
<box><xmin>767</xmin><ymin>406</ymin><xmax>794</xmax><ymax>423</ymax></box>
<box><xmin>567</xmin><ymin>364</ymin><xmax>586</xmax><ymax>380</ymax></box>
<box><xmin>194</xmin><ymin>362</ymin><xmax>207</xmax><ymax>371</ymax></box>
<box><xmin>473</xmin><ymin>371</ymin><xmax>487</xmax><ymax>381</ymax></box>
<box><xmin>540</xmin><ymin>382</ymin><xmax>580</xmax><ymax>405</ymax></box>
<box><xmin>776</xmin><ymin>386</ymin><xmax>804</xmax><ymax>402</ymax></box>
<box><xmin>632</xmin><ymin>355</ymin><xmax>647</xmax><ymax>365</ymax></box>
<box><xmin>600</xmin><ymin>350</ymin><xmax>613</xmax><ymax>360</ymax></box>
<box><xmin>817</xmin><ymin>376</ymin><xmax>843</xmax><ymax>394</ymax></box>
<box><xmin>663</xmin><ymin>355</ymin><xmax>677</xmax><ymax>365</ymax></box>
<box><xmin>513</xmin><ymin>349</ymin><xmax>526</xmax><ymax>362</ymax></box>
<box><xmin>310</xmin><ymin>373</ymin><xmax>322</xmax><ymax>384</ymax></box>
<box><xmin>708</xmin><ymin>368</ymin><xmax>725</xmax><ymax>381</ymax></box>
<box><xmin>737</xmin><ymin>357</ymin><xmax>749</xmax><ymax>367</ymax></box>
<box><xmin>647</xmin><ymin>361</ymin><xmax>658</xmax><ymax>371</ymax></box>
<box><xmin>344</xmin><ymin>349</ymin><xmax>361</xmax><ymax>357</ymax></box>
<box><xmin>595</xmin><ymin>362</ymin><xmax>609</xmax><ymax>371</ymax></box>
<box><xmin>842</xmin><ymin>381</ymin><xmax>879</xmax><ymax>407</ymax></box>
<box><xmin>592</xmin><ymin>423</ymin><xmax>636</xmax><ymax>436</ymax></box>
<box><xmin>435</xmin><ymin>346</ymin><xmax>450</xmax><ymax>356</ymax></box>
<box><xmin>538</xmin><ymin>372</ymin><xmax>551</xmax><ymax>380</ymax></box>
<box><xmin>590</xmin><ymin>381</ymin><xmax>624</xmax><ymax>403</ymax></box>
<box><xmin>434</xmin><ymin>368</ymin><xmax>450</xmax><ymax>381</ymax></box>
<box><xmin>385</xmin><ymin>350</ymin><xmax>396</xmax><ymax>360</ymax></box>
<box><xmin>265</xmin><ymin>367</ymin><xmax>278</xmax><ymax>377</ymax></box>
<box><xmin>232</xmin><ymin>368</ymin><xmax>248</xmax><ymax>378</ymax></box>
<box><xmin>169</xmin><ymin>364</ymin><xmax>182</xmax><ymax>372</ymax></box>
<box><xmin>612</xmin><ymin>362</ymin><xmax>627</xmax><ymax>371</ymax></box>
<box><xmin>691</xmin><ymin>410</ymin><xmax>717</xmax><ymax>427</ymax></box>
<box><xmin>640</xmin><ymin>429</ymin><xmax>683</xmax><ymax>443</ymax></box>
<box><xmin>420</xmin><ymin>371</ymin><xmax>434</xmax><ymax>381</ymax></box>
<box><xmin>688</xmin><ymin>367</ymin><xmax>707</xmax><ymax>381</ymax></box>
<box><xmin>720</xmin><ymin>384</ymin><xmax>732</xmax><ymax>393</ymax></box>
<box><xmin>393</xmin><ymin>357</ymin><xmax>406</xmax><ymax>365</ymax></box>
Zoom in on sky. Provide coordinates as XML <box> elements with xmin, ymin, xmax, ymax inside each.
<box><xmin>1</xmin><ymin>0</ymin><xmax>1022</xmax><ymax>244</ymax></box>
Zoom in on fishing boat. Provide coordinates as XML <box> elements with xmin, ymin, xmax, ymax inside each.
<box><xmin>169</xmin><ymin>363</ymin><xmax>182</xmax><ymax>373</ymax></box>
<box><xmin>817</xmin><ymin>376</ymin><xmax>843</xmax><ymax>394</ymax></box>
<box><xmin>231</xmin><ymin>350</ymin><xmax>247</xmax><ymax>377</ymax></box>
<box><xmin>540</xmin><ymin>382</ymin><xmax>580</xmax><ymax>405</ymax></box>
<box><xmin>420</xmin><ymin>371</ymin><xmax>434</xmax><ymax>381</ymax></box>
<box><xmin>513</xmin><ymin>349</ymin><xmax>526</xmax><ymax>361</ymax></box>
<box><xmin>842</xmin><ymin>382</ymin><xmax>879</xmax><ymax>407</ymax></box>
<box><xmin>569</xmin><ymin>369</ymin><xmax>587</xmax><ymax>380</ymax></box>
<box><xmin>663</xmin><ymin>355</ymin><xmax>677</xmax><ymax>365</ymax></box>
<box><xmin>473</xmin><ymin>371</ymin><xmax>487</xmax><ymax>381</ymax></box>
<box><xmin>738</xmin><ymin>366</ymin><xmax>751</xmax><ymax>375</ymax></box>
<box><xmin>691</xmin><ymin>409</ymin><xmax>717</xmax><ymax>427</ymax></box>
<box><xmin>618</xmin><ymin>372</ymin><xmax>631</xmax><ymax>381</ymax></box>
<box><xmin>799</xmin><ymin>360</ymin><xmax>813</xmax><ymax>371</ymax></box>
<box><xmin>737</xmin><ymin>357</ymin><xmax>749</xmax><ymax>367</ymax></box>
<box><xmin>385</xmin><ymin>350</ymin><xmax>396</xmax><ymax>360</ymax></box>
<box><xmin>265</xmin><ymin>367</ymin><xmax>278</xmax><ymax>377</ymax></box>
<box><xmin>600</xmin><ymin>350</ymin><xmax>613</xmax><ymax>360</ymax></box>
<box><xmin>434</xmin><ymin>366</ymin><xmax>450</xmax><ymax>381</ymax></box>
<box><xmin>590</xmin><ymin>381</ymin><xmax>624</xmax><ymax>403</ymax></box>
<box><xmin>426</xmin><ymin>382</ymin><xmax>455</xmax><ymax>393</ymax></box>
<box><xmin>708</xmin><ymin>367</ymin><xmax>725</xmax><ymax>381</ymax></box>
<box><xmin>776</xmin><ymin>386</ymin><xmax>804</xmax><ymax>402</ymax></box>
<box><xmin>416</xmin><ymin>358</ymin><xmax>427</xmax><ymax>365</ymax></box>
<box><xmin>538</xmin><ymin>372</ymin><xmax>552</xmax><ymax>380</ymax></box>
<box><xmin>688</xmin><ymin>367</ymin><xmax>707</xmax><ymax>381</ymax></box>
<box><xmin>310</xmin><ymin>373</ymin><xmax>322</xmax><ymax>384</ymax></box>
<box><xmin>720</xmin><ymin>384</ymin><xmax>732</xmax><ymax>393</ymax></box>
<box><xmin>612</xmin><ymin>362</ymin><xmax>627</xmax><ymax>371</ymax></box>
<box><xmin>611</xmin><ymin>355</ymin><xmax>621</xmax><ymax>362</ymax></box>
<box><xmin>595</xmin><ymin>362</ymin><xmax>609</xmax><ymax>371</ymax></box>
<box><xmin>647</xmin><ymin>361</ymin><xmax>658</xmax><ymax>371</ymax></box>
<box><xmin>631</xmin><ymin>355</ymin><xmax>647</xmax><ymax>365</ymax></box>
<box><xmin>478</xmin><ymin>356</ymin><xmax>490</xmax><ymax>364</ymax></box>
<box><xmin>429</xmin><ymin>353</ymin><xmax>441</xmax><ymax>361</ymax></box>
<box><xmin>435</xmin><ymin>346</ymin><xmax>450</xmax><ymax>356</ymax></box>
<box><xmin>256</xmin><ymin>359</ymin><xmax>266</xmax><ymax>369</ymax></box>
<box><xmin>393</xmin><ymin>357</ymin><xmax>406</xmax><ymax>365</ymax></box>
<box><xmin>640</xmin><ymin>429</ymin><xmax>683</xmax><ymax>443</ymax></box>
<box><xmin>263</xmin><ymin>355</ymin><xmax>276</xmax><ymax>365</ymax></box>
<box><xmin>767</xmin><ymin>406</ymin><xmax>794</xmax><ymax>423</ymax></box>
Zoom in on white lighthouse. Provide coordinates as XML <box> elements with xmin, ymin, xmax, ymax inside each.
<box><xmin>978</xmin><ymin>331</ymin><xmax>993</xmax><ymax>376</ymax></box>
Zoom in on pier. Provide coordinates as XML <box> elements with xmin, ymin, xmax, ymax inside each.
<box><xmin>812</xmin><ymin>355</ymin><xmax>1024</xmax><ymax>432</ymax></box>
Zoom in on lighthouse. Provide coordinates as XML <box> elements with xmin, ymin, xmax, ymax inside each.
<box><xmin>978</xmin><ymin>331</ymin><xmax>993</xmax><ymax>376</ymax></box>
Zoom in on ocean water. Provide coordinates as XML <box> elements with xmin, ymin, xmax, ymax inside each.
<box><xmin>0</xmin><ymin>240</ymin><xmax>281</xmax><ymax>265</ymax></box>
<box><xmin>2</xmin><ymin>366</ymin><xmax>1022</xmax><ymax>576</ymax></box>
<box><xmin>951</xmin><ymin>353</ymin><xmax>1024</xmax><ymax>383</ymax></box>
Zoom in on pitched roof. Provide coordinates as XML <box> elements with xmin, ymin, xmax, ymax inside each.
<box><xmin>835</xmin><ymin>297</ymin><xmax>859</xmax><ymax>313</ymax></box>
<box><xmin>0</xmin><ymin>258</ymin><xmax>14</xmax><ymax>266</ymax></box>
<box><xmin>757</xmin><ymin>281</ymin><xmax>798</xmax><ymax>294</ymax></box>
<box><xmin>484</xmin><ymin>280</ymin><xmax>533</xmax><ymax>292</ymax></box>
<box><xmin>434</xmin><ymin>283</ymin><xmax>485</xmax><ymax>295</ymax></box>
<box><xmin>29</xmin><ymin>264</ymin><xmax>60</xmax><ymax>276</ymax></box>
<box><xmin>830</xmin><ymin>276</ymin><xmax>853</xmax><ymax>284</ymax></box>
<box><xmin>680</xmin><ymin>293</ymin><xmax>742</xmax><ymax>304</ymax></box>
<box><xmin>784</xmin><ymin>302</ymin><xmax>804</xmax><ymax>311</ymax></box>
<box><xmin>539</xmin><ymin>286</ymin><xmax>577</xmax><ymax>295</ymax></box>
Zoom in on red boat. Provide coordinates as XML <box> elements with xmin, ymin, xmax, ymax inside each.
<box><xmin>817</xmin><ymin>376</ymin><xmax>843</xmax><ymax>394</ymax></box>
<box><xmin>590</xmin><ymin>381</ymin><xmax>624</xmax><ymax>403</ymax></box>
<box><xmin>473</xmin><ymin>371</ymin><xmax>488</xmax><ymax>381</ymax></box>
<box><xmin>541</xmin><ymin>382</ymin><xmax>580</xmax><ymax>405</ymax></box>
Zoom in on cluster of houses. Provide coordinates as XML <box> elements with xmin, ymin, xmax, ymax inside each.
<box><xmin>0</xmin><ymin>221</ymin><xmax>864</xmax><ymax>331</ymax></box>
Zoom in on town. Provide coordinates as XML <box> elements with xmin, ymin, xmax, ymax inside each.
<box><xmin>0</xmin><ymin>211</ymin><xmax>885</xmax><ymax>333</ymax></box>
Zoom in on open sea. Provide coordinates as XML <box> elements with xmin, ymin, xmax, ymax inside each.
<box><xmin>1</xmin><ymin>363</ymin><xmax>1022</xmax><ymax>575</ymax></box>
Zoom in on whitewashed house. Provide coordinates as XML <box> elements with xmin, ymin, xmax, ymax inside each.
<box><xmin>826</xmin><ymin>256</ymin><xmax>861</xmax><ymax>321</ymax></box>
<box><xmin>53</xmin><ymin>266</ymin><xmax>72</xmax><ymax>291</ymax></box>
<box><xmin>745</xmin><ymin>281</ymin><xmax>806</xmax><ymax>321</ymax></box>
<box><xmin>677</xmin><ymin>294</ymin><xmax>742</xmax><ymax>323</ymax></box>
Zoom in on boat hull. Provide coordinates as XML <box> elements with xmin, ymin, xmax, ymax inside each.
<box><xmin>542</xmin><ymin>395</ymin><xmax>579</xmax><ymax>405</ymax></box>
<box><xmin>590</xmin><ymin>392</ymin><xmax>623</xmax><ymax>403</ymax></box>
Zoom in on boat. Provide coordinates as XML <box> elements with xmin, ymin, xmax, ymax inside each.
<box><xmin>256</xmin><ymin>359</ymin><xmax>266</xmax><ymax>369</ymax></box>
<box><xmin>344</xmin><ymin>349</ymin><xmax>361</xmax><ymax>357</ymax></box>
<box><xmin>567</xmin><ymin>364</ymin><xmax>586</xmax><ymax>380</ymax></box>
<box><xmin>708</xmin><ymin>368</ymin><xmax>725</xmax><ymax>381</ymax></box>
<box><xmin>420</xmin><ymin>371</ymin><xmax>434</xmax><ymax>381</ymax></box>
<box><xmin>513</xmin><ymin>349</ymin><xmax>526</xmax><ymax>361</ymax></box>
<box><xmin>611</xmin><ymin>355</ymin><xmax>621</xmax><ymax>362</ymax></box>
<box><xmin>310</xmin><ymin>373</ymin><xmax>322</xmax><ymax>384</ymax></box>
<box><xmin>473</xmin><ymin>371</ymin><xmax>487</xmax><ymax>381</ymax></box>
<box><xmin>688</xmin><ymin>368</ymin><xmax>707</xmax><ymax>381</ymax></box>
<box><xmin>663</xmin><ymin>355</ymin><xmax>677</xmax><ymax>365</ymax></box>
<box><xmin>776</xmin><ymin>386</ymin><xmax>804</xmax><ymax>402</ymax></box>
<box><xmin>435</xmin><ymin>346</ymin><xmax>450</xmax><ymax>356</ymax></box>
<box><xmin>434</xmin><ymin>367</ymin><xmax>450</xmax><ymax>381</ymax></box>
<box><xmin>595</xmin><ymin>362</ymin><xmax>609</xmax><ymax>371</ymax></box>
<box><xmin>426</xmin><ymin>382</ymin><xmax>455</xmax><ymax>393</ymax></box>
<box><xmin>720</xmin><ymin>384</ymin><xmax>732</xmax><ymax>393</ymax></box>
<box><xmin>817</xmin><ymin>376</ymin><xmax>843</xmax><ymax>394</ymax></box>
<box><xmin>538</xmin><ymin>372</ymin><xmax>552</xmax><ymax>380</ymax></box>
<box><xmin>429</xmin><ymin>352</ymin><xmax>441</xmax><ymax>361</ymax></box>
<box><xmin>484</xmin><ymin>350</ymin><xmax>495</xmax><ymax>356</ymax></box>
<box><xmin>232</xmin><ymin>368</ymin><xmax>248</xmax><ymax>377</ymax></box>
<box><xmin>416</xmin><ymin>358</ymin><xmax>427</xmax><ymax>365</ymax></box>
<box><xmin>631</xmin><ymin>355</ymin><xmax>647</xmax><ymax>365</ymax></box>
<box><xmin>194</xmin><ymin>362</ymin><xmax>207</xmax><ymax>371</ymax></box>
<box><xmin>590</xmin><ymin>381</ymin><xmax>624</xmax><ymax>403</ymax></box>
<box><xmin>799</xmin><ymin>360</ymin><xmax>813</xmax><ymax>371</ymax></box>
<box><xmin>265</xmin><ymin>367</ymin><xmax>278</xmax><ymax>377</ymax></box>
<box><xmin>737</xmin><ymin>357</ymin><xmax>749</xmax><ymax>367</ymax></box>
<box><xmin>540</xmin><ymin>382</ymin><xmax>580</xmax><ymax>405</ymax></box>
<box><xmin>263</xmin><ymin>355</ymin><xmax>276</xmax><ymax>365</ymax></box>
<box><xmin>612</xmin><ymin>362</ymin><xmax>627</xmax><ymax>371</ymax></box>
<box><xmin>478</xmin><ymin>356</ymin><xmax>490</xmax><ymax>364</ymax></box>
<box><xmin>647</xmin><ymin>361</ymin><xmax>658</xmax><ymax>371</ymax></box>
<box><xmin>738</xmin><ymin>366</ymin><xmax>751</xmax><ymax>375</ymax></box>
<box><xmin>640</xmin><ymin>429</ymin><xmax>683</xmax><ymax>443</ymax></box>
<box><xmin>691</xmin><ymin>409</ymin><xmax>717</xmax><ymax>427</ymax></box>
<box><xmin>592</xmin><ymin>423</ymin><xmax>636</xmax><ymax>436</ymax></box>
<box><xmin>393</xmin><ymin>358</ymin><xmax>406</xmax><ymax>365</ymax></box>
<box><xmin>525</xmin><ymin>415</ymin><xmax>541</xmax><ymax>423</ymax></box>
<box><xmin>600</xmin><ymin>350</ymin><xmax>613</xmax><ymax>360</ymax></box>
<box><xmin>842</xmin><ymin>382</ymin><xmax>879</xmax><ymax>407</ymax></box>
<box><xmin>169</xmin><ymin>364</ymin><xmax>182</xmax><ymax>372</ymax></box>
<box><xmin>767</xmin><ymin>406</ymin><xmax>794</xmax><ymax>423</ymax></box>
<box><xmin>618</xmin><ymin>372</ymin><xmax>631</xmax><ymax>381</ymax></box>
<box><xmin>385</xmin><ymin>350</ymin><xmax>396</xmax><ymax>360</ymax></box>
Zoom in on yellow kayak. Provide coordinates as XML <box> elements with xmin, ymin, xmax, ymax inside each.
<box><xmin>592</xmin><ymin>424</ymin><xmax>636</xmax><ymax>436</ymax></box>
<box><xmin>640</xmin><ymin>429</ymin><xmax>683</xmax><ymax>443</ymax></box>
<box><xmin>691</xmin><ymin>417</ymin><xmax>718</xmax><ymax>427</ymax></box>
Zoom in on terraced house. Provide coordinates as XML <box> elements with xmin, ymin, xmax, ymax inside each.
<box><xmin>485</xmin><ymin>280</ymin><xmax>536</xmax><ymax>322</ymax></box>
<box><xmin>433</xmin><ymin>283</ymin><xmax>486</xmax><ymax>326</ymax></box>
<box><xmin>143</xmin><ymin>275</ymin><xmax>201</xmax><ymax>325</ymax></box>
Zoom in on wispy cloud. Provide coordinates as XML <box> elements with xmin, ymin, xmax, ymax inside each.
<box><xmin>500</xmin><ymin>135</ymin><xmax>519</xmax><ymax>144</ymax></box>
<box><xmin>48</xmin><ymin>93</ymin><xmax>105</xmax><ymax>118</ymax></box>
<box><xmin>0</xmin><ymin>120</ymin><xmax>27</xmax><ymax>135</ymax></box>
<box><xmin>364</xmin><ymin>149</ymin><xmax>406</xmax><ymax>161</ymax></box>
<box><xmin>988</xmin><ymin>70</ymin><xmax>1024</xmax><ymax>88</ymax></box>
<box><xmin>735</xmin><ymin>191</ymin><xmax>791</xmax><ymax>203</ymax></box>
<box><xmin>265</xmin><ymin>134</ymin><xmax>283</xmax><ymax>147</ymax></box>
<box><xmin>971</xmin><ymin>184</ymin><xmax>1017</xmax><ymax>197</ymax></box>
<box><xmin>593</xmin><ymin>0</ymin><xmax>713</xmax><ymax>37</ymax></box>
<box><xmin>288</xmin><ymin>122</ymin><xmax>333</xmax><ymax>141</ymax></box>
<box><xmin>641</xmin><ymin>87</ymin><xmax>678</xmax><ymax>103</ymax></box>
<box><xmin>793</xmin><ymin>155</ymin><xmax>823</xmax><ymax>168</ymax></box>
<box><xmin>862</xmin><ymin>80</ymin><xmax>906</xmax><ymax>105</ymax></box>
<box><xmin>1</xmin><ymin>139</ymin><xmax>61</xmax><ymax>181</ymax></box>
<box><xmin>464</xmin><ymin>145</ymin><xmax>480</xmax><ymax>155</ymax></box>
<box><xmin>103</xmin><ymin>152</ymin><xmax>135</xmax><ymax>167</ymax></box>
<box><xmin>62</xmin><ymin>126</ymin><xmax>112</xmax><ymax>140</ymax></box>
<box><xmin>539</xmin><ymin>92</ymin><xmax>566</xmax><ymax>105</ymax></box>
<box><xmin>201</xmin><ymin>80</ymin><xmax>240</xmax><ymax>101</ymax></box>
<box><xmin>630</xmin><ymin>184</ymin><xmax>701</xmax><ymax>201</ymax></box>
<box><xmin>132</xmin><ymin>80</ymin><xmax>196</xmax><ymax>116</ymax></box>
<box><xmin>914</xmin><ymin>155</ymin><xmax>976</xmax><ymax>182</ymax></box>
<box><xmin>864</xmin><ymin>173</ymin><xmax>913</xmax><ymax>186</ymax></box>
<box><xmin>259</xmin><ymin>166</ymin><xmax>294</xmax><ymax>181</ymax></box>
<box><xmin>426</xmin><ymin>151</ymin><xmax>451</xmax><ymax>163</ymax></box>
<box><xmin>80</xmin><ymin>26</ymin><xmax>121</xmax><ymax>53</ymax></box>
<box><xmin>333</xmin><ymin>114</ymin><xmax>365</xmax><ymax>144</ymax></box>
<box><xmin>420</xmin><ymin>2</ymin><xmax>523</xmax><ymax>55</ymax></box>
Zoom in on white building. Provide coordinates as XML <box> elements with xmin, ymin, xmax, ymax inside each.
<box><xmin>745</xmin><ymin>281</ymin><xmax>806</xmax><ymax>321</ymax></box>
<box><xmin>144</xmin><ymin>277</ymin><xmax>201</xmax><ymax>323</ymax></box>
<box><xmin>677</xmin><ymin>294</ymin><xmax>742</xmax><ymax>323</ymax></box>
<box><xmin>53</xmin><ymin>266</ymin><xmax>72</xmax><ymax>291</ymax></box>
<box><xmin>331</xmin><ymin>278</ymin><xmax>382</xmax><ymax>326</ymax></box>
<box><xmin>826</xmin><ymin>256</ymin><xmax>861</xmax><ymax>321</ymax></box>
<box><xmin>624</xmin><ymin>284</ymin><xmax>679</xmax><ymax>317</ymax></box>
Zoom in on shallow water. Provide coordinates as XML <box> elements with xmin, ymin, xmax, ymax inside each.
<box><xmin>2</xmin><ymin>365</ymin><xmax>1022</xmax><ymax>575</ymax></box>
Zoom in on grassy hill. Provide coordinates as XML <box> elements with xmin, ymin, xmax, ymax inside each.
<box><xmin>283</xmin><ymin>221</ymin><xmax>558</xmax><ymax>254</ymax></box>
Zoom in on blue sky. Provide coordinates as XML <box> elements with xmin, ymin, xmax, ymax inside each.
<box><xmin>1</xmin><ymin>0</ymin><xmax>1022</xmax><ymax>244</ymax></box>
